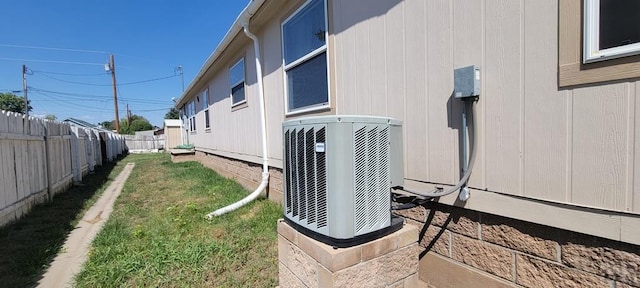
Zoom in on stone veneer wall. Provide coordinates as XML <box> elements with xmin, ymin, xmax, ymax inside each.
<box><xmin>195</xmin><ymin>151</ymin><xmax>284</xmax><ymax>204</ymax></box>
<box><xmin>278</xmin><ymin>219</ymin><xmax>420</xmax><ymax>287</ymax></box>
<box><xmin>394</xmin><ymin>202</ymin><xmax>640</xmax><ymax>288</ymax></box>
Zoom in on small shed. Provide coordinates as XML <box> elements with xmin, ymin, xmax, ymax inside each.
<box><xmin>163</xmin><ymin>119</ymin><xmax>182</xmax><ymax>150</ymax></box>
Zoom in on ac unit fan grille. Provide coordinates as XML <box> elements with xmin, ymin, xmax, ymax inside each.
<box><xmin>284</xmin><ymin>126</ymin><xmax>327</xmax><ymax>229</ymax></box>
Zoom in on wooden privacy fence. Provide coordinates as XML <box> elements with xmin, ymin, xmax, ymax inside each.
<box><xmin>0</xmin><ymin>111</ymin><xmax>126</xmax><ymax>227</ymax></box>
<box><xmin>124</xmin><ymin>134</ymin><xmax>165</xmax><ymax>153</ymax></box>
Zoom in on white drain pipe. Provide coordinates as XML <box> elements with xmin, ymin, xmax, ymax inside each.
<box><xmin>206</xmin><ymin>20</ymin><xmax>269</xmax><ymax>219</ymax></box>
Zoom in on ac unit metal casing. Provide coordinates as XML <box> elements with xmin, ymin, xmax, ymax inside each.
<box><xmin>282</xmin><ymin>115</ymin><xmax>404</xmax><ymax>245</ymax></box>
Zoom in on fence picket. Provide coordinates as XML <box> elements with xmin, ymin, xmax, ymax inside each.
<box><xmin>0</xmin><ymin>113</ymin><xmax>127</xmax><ymax>226</ymax></box>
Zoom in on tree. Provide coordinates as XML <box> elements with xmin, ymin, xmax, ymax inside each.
<box><xmin>44</xmin><ymin>114</ymin><xmax>57</xmax><ymax>121</ymax></box>
<box><xmin>0</xmin><ymin>92</ymin><xmax>32</xmax><ymax>114</ymax></box>
<box><xmin>165</xmin><ymin>107</ymin><xmax>180</xmax><ymax>119</ymax></box>
<box><xmin>119</xmin><ymin>115</ymin><xmax>153</xmax><ymax>135</ymax></box>
<box><xmin>99</xmin><ymin>121</ymin><xmax>113</xmax><ymax>130</ymax></box>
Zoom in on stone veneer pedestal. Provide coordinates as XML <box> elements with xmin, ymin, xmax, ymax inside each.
<box><xmin>278</xmin><ymin>219</ymin><xmax>420</xmax><ymax>288</ymax></box>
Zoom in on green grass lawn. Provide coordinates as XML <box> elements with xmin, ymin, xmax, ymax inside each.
<box><xmin>74</xmin><ymin>153</ymin><xmax>282</xmax><ymax>287</ymax></box>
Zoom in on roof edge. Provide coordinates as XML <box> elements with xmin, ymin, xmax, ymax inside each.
<box><xmin>174</xmin><ymin>0</ymin><xmax>267</xmax><ymax>108</ymax></box>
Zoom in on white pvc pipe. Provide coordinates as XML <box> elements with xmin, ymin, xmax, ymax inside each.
<box><xmin>206</xmin><ymin>21</ymin><xmax>269</xmax><ymax>219</ymax></box>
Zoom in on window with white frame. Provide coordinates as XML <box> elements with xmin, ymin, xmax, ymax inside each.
<box><xmin>188</xmin><ymin>100</ymin><xmax>196</xmax><ymax>132</ymax></box>
<box><xmin>202</xmin><ymin>88</ymin><xmax>210</xmax><ymax>129</ymax></box>
<box><xmin>229</xmin><ymin>59</ymin><xmax>246</xmax><ymax>106</ymax></box>
<box><xmin>282</xmin><ymin>0</ymin><xmax>328</xmax><ymax>114</ymax></box>
<box><xmin>583</xmin><ymin>0</ymin><xmax>640</xmax><ymax>63</ymax></box>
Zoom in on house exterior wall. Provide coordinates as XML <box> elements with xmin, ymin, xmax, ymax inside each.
<box><xmin>177</xmin><ymin>0</ymin><xmax>640</xmax><ymax>286</ymax></box>
<box><xmin>179</xmin><ymin>0</ymin><xmax>640</xmax><ymax>241</ymax></box>
<box><xmin>332</xmin><ymin>0</ymin><xmax>639</xmax><ymax>215</ymax></box>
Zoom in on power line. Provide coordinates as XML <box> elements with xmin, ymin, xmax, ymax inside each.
<box><xmin>28</xmin><ymin>86</ymin><xmax>171</xmax><ymax>104</ymax></box>
<box><xmin>132</xmin><ymin>107</ymin><xmax>173</xmax><ymax>112</ymax></box>
<box><xmin>29</xmin><ymin>87</ymin><xmax>112</xmax><ymax>99</ymax></box>
<box><xmin>30</xmin><ymin>69</ymin><xmax>106</xmax><ymax>77</ymax></box>
<box><xmin>0</xmin><ymin>57</ymin><xmax>105</xmax><ymax>66</ymax></box>
<box><xmin>34</xmin><ymin>72</ymin><xmax>110</xmax><ymax>86</ymax></box>
<box><xmin>0</xmin><ymin>44</ymin><xmax>108</xmax><ymax>54</ymax></box>
<box><xmin>33</xmin><ymin>71</ymin><xmax>179</xmax><ymax>86</ymax></box>
<box><xmin>32</xmin><ymin>91</ymin><xmax>111</xmax><ymax>112</ymax></box>
<box><xmin>117</xmin><ymin>74</ymin><xmax>178</xmax><ymax>86</ymax></box>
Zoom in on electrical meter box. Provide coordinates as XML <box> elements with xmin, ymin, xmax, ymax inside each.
<box><xmin>454</xmin><ymin>65</ymin><xmax>481</xmax><ymax>98</ymax></box>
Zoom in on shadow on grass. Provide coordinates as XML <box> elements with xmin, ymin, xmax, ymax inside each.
<box><xmin>0</xmin><ymin>159</ymin><xmax>121</xmax><ymax>288</ymax></box>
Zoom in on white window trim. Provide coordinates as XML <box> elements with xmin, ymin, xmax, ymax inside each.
<box><xmin>203</xmin><ymin>88</ymin><xmax>210</xmax><ymax>129</ymax></box>
<box><xmin>282</xmin><ymin>0</ymin><xmax>331</xmax><ymax>116</ymax></box>
<box><xmin>583</xmin><ymin>0</ymin><xmax>640</xmax><ymax>63</ymax></box>
<box><xmin>189</xmin><ymin>100</ymin><xmax>196</xmax><ymax>132</ymax></box>
<box><xmin>229</xmin><ymin>58</ymin><xmax>247</xmax><ymax>107</ymax></box>
<box><xmin>202</xmin><ymin>88</ymin><xmax>209</xmax><ymax>109</ymax></box>
<box><xmin>204</xmin><ymin>109</ymin><xmax>210</xmax><ymax>129</ymax></box>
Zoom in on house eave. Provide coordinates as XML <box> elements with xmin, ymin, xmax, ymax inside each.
<box><xmin>174</xmin><ymin>0</ymin><xmax>268</xmax><ymax>108</ymax></box>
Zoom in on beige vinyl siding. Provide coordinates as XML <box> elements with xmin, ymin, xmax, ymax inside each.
<box><xmin>523</xmin><ymin>0</ymin><xmax>568</xmax><ymax>202</ymax></box>
<box><xmin>192</xmin><ymin>48</ymin><xmax>261</xmax><ymax>160</ymax></box>
<box><xmin>190</xmin><ymin>2</ymin><xmax>305</xmax><ymax>168</ymax></box>
<box><xmin>332</xmin><ymin>0</ymin><xmax>639</xmax><ymax>214</ymax></box>
<box><xmin>261</xmin><ymin>14</ymin><xmax>287</xmax><ymax>165</ymax></box>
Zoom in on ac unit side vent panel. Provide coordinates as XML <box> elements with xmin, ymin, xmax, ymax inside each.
<box><xmin>283</xmin><ymin>116</ymin><xmax>403</xmax><ymax>243</ymax></box>
<box><xmin>284</xmin><ymin>126</ymin><xmax>328</xmax><ymax>230</ymax></box>
<box><xmin>354</xmin><ymin>125</ymin><xmax>391</xmax><ymax>235</ymax></box>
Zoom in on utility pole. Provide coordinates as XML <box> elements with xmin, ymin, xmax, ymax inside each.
<box><xmin>109</xmin><ymin>54</ymin><xmax>120</xmax><ymax>133</ymax></box>
<box><xmin>176</xmin><ymin>65</ymin><xmax>184</xmax><ymax>91</ymax></box>
<box><xmin>126</xmin><ymin>103</ymin><xmax>131</xmax><ymax>124</ymax></box>
<box><xmin>22</xmin><ymin>65</ymin><xmax>28</xmax><ymax>118</ymax></box>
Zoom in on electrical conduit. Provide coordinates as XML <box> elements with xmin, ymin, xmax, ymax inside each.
<box><xmin>205</xmin><ymin>21</ymin><xmax>269</xmax><ymax>219</ymax></box>
<box><xmin>401</xmin><ymin>99</ymin><xmax>478</xmax><ymax>198</ymax></box>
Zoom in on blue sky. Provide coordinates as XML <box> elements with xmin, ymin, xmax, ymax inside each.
<box><xmin>0</xmin><ymin>1</ymin><xmax>248</xmax><ymax>127</ymax></box>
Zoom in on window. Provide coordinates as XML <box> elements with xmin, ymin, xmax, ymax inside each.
<box><xmin>229</xmin><ymin>59</ymin><xmax>246</xmax><ymax>106</ymax></box>
<box><xmin>188</xmin><ymin>100</ymin><xmax>196</xmax><ymax>132</ymax></box>
<box><xmin>583</xmin><ymin>0</ymin><xmax>640</xmax><ymax>63</ymax></box>
<box><xmin>202</xmin><ymin>88</ymin><xmax>208</xmax><ymax>109</ymax></box>
<box><xmin>558</xmin><ymin>0</ymin><xmax>640</xmax><ymax>87</ymax></box>
<box><xmin>202</xmin><ymin>88</ymin><xmax>210</xmax><ymax>129</ymax></box>
<box><xmin>282</xmin><ymin>0</ymin><xmax>328</xmax><ymax>114</ymax></box>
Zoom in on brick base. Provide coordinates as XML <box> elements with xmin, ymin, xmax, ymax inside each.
<box><xmin>394</xmin><ymin>202</ymin><xmax>640</xmax><ymax>288</ymax></box>
<box><xmin>194</xmin><ymin>151</ymin><xmax>284</xmax><ymax>204</ymax></box>
<box><xmin>277</xmin><ymin>219</ymin><xmax>420</xmax><ymax>288</ymax></box>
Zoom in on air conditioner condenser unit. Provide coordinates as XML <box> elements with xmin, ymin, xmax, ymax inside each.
<box><xmin>282</xmin><ymin>115</ymin><xmax>404</xmax><ymax>247</ymax></box>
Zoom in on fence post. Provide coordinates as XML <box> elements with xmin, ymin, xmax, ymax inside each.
<box><xmin>44</xmin><ymin>122</ymin><xmax>53</xmax><ymax>201</ymax></box>
<box><xmin>70</xmin><ymin>126</ymin><xmax>81</xmax><ymax>183</ymax></box>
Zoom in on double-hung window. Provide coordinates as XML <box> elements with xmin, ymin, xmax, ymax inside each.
<box><xmin>202</xmin><ymin>88</ymin><xmax>210</xmax><ymax>129</ymax></box>
<box><xmin>230</xmin><ymin>58</ymin><xmax>246</xmax><ymax>106</ymax></box>
<box><xmin>583</xmin><ymin>0</ymin><xmax>640</xmax><ymax>63</ymax></box>
<box><xmin>282</xmin><ymin>0</ymin><xmax>329</xmax><ymax>114</ymax></box>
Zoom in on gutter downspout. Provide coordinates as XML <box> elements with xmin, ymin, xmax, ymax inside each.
<box><xmin>206</xmin><ymin>20</ymin><xmax>269</xmax><ymax>219</ymax></box>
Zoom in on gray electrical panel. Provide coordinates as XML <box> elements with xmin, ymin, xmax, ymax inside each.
<box><xmin>454</xmin><ymin>65</ymin><xmax>481</xmax><ymax>98</ymax></box>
